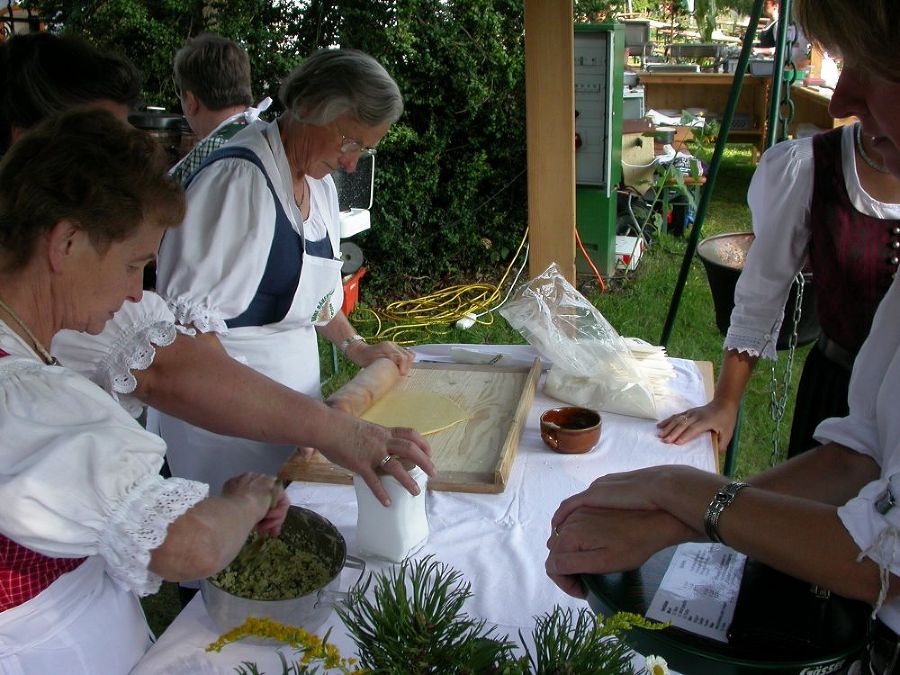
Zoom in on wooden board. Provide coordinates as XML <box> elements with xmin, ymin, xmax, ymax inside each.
<box><xmin>280</xmin><ymin>359</ymin><xmax>542</xmax><ymax>494</ymax></box>
<box><xmin>694</xmin><ymin>359</ymin><xmax>721</xmax><ymax>472</ymax></box>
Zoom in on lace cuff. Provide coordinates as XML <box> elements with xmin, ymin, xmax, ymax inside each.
<box><xmin>724</xmin><ymin>325</ymin><xmax>780</xmax><ymax>361</ymax></box>
<box><xmin>167</xmin><ymin>298</ymin><xmax>230</xmax><ymax>335</ymax></box>
<box><xmin>857</xmin><ymin>525</ymin><xmax>900</xmax><ymax>617</ymax></box>
<box><xmin>97</xmin><ymin>319</ymin><xmax>177</xmax><ymax>416</ymax></box>
<box><xmin>99</xmin><ymin>474</ymin><xmax>208</xmax><ymax>596</ymax></box>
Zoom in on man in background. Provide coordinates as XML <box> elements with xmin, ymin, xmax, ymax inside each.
<box><xmin>169</xmin><ymin>33</ymin><xmax>271</xmax><ymax>184</ymax></box>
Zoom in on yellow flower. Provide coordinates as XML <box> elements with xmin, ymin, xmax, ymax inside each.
<box><xmin>645</xmin><ymin>654</ymin><xmax>670</xmax><ymax>675</ymax></box>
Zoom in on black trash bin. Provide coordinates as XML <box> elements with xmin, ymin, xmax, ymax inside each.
<box><xmin>696</xmin><ymin>232</ymin><xmax>820</xmax><ymax>350</ymax></box>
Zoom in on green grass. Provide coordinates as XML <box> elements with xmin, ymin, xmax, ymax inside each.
<box><xmin>141</xmin><ymin>143</ymin><xmax>807</xmax><ymax>637</ymax></box>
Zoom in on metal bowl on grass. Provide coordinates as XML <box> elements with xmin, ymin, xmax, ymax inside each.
<box><xmin>200</xmin><ymin>505</ymin><xmax>365</xmax><ymax>638</ymax></box>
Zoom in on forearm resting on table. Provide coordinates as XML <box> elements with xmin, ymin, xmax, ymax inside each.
<box><xmin>653</xmin><ymin>464</ymin><xmax>889</xmax><ymax>604</ymax></box>
<box><xmin>750</xmin><ymin>442</ymin><xmax>880</xmax><ymax>504</ymax></box>
<box><xmin>709</xmin><ymin>487</ymin><xmax>893</xmax><ymax>605</ymax></box>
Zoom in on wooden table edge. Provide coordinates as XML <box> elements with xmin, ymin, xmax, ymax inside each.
<box><xmin>693</xmin><ymin>359</ymin><xmax>721</xmax><ymax>472</ymax></box>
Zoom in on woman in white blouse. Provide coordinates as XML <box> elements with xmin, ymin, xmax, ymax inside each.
<box><xmin>658</xmin><ymin>76</ymin><xmax>900</xmax><ymax>457</ymax></box>
<box><xmin>548</xmin><ymin>1</ymin><xmax>900</xmax><ymax>669</ymax></box>
<box><xmin>0</xmin><ymin>109</ymin><xmax>289</xmax><ymax>673</ymax></box>
<box><xmin>153</xmin><ymin>49</ymin><xmax>412</xmax><ymax>494</ymax></box>
<box><xmin>1</xmin><ymin>33</ymin><xmax>434</xmax><ymax>508</ymax></box>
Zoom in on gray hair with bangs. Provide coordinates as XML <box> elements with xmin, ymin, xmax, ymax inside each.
<box><xmin>278</xmin><ymin>48</ymin><xmax>403</xmax><ymax>127</ymax></box>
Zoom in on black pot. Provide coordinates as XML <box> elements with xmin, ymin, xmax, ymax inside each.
<box><xmin>128</xmin><ymin>110</ymin><xmax>187</xmax><ymax>166</ymax></box>
<box><xmin>696</xmin><ymin>232</ymin><xmax>820</xmax><ymax>350</ymax></box>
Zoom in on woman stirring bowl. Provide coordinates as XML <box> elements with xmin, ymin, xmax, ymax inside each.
<box><xmin>0</xmin><ymin>108</ymin><xmax>289</xmax><ymax>673</ymax></box>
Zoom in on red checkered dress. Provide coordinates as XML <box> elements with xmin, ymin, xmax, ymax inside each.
<box><xmin>0</xmin><ymin>348</ymin><xmax>86</xmax><ymax>611</ymax></box>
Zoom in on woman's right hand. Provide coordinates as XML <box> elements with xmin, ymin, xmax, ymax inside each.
<box><xmin>222</xmin><ymin>473</ymin><xmax>290</xmax><ymax>536</ymax></box>
<box><xmin>657</xmin><ymin>399</ymin><xmax>739</xmax><ymax>447</ymax></box>
<box><xmin>318</xmin><ymin>414</ymin><xmax>435</xmax><ymax>506</ymax></box>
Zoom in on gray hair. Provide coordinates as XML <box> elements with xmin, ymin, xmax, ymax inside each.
<box><xmin>173</xmin><ymin>33</ymin><xmax>253</xmax><ymax>110</ymax></box>
<box><xmin>278</xmin><ymin>48</ymin><xmax>403</xmax><ymax>127</ymax></box>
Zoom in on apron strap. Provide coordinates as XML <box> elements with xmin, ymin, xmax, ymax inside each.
<box><xmin>187</xmin><ymin>146</ymin><xmax>304</xmax><ymax>328</ymax></box>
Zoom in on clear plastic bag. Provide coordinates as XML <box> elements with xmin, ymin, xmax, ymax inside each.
<box><xmin>499</xmin><ymin>263</ymin><xmax>665</xmax><ymax>419</ymax></box>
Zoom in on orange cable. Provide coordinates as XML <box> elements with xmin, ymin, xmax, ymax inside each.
<box><xmin>575</xmin><ymin>228</ymin><xmax>606</xmax><ymax>293</ymax></box>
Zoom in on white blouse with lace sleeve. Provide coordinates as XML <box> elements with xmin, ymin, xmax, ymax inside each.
<box><xmin>0</xmin><ymin>346</ymin><xmax>207</xmax><ymax>596</ymax></box>
<box><xmin>51</xmin><ymin>292</ymin><xmax>183</xmax><ymax>418</ymax></box>
<box><xmin>724</xmin><ymin>136</ymin><xmax>814</xmax><ymax>360</ymax></box>
<box><xmin>157</xmin><ymin>143</ymin><xmax>278</xmax><ymax>334</ymax></box>
<box><xmin>727</xmin><ymin>125</ymin><xmax>900</xmax><ymax>361</ymax></box>
<box><xmin>816</xmin><ymin>275</ymin><xmax>900</xmax><ymax>628</ymax></box>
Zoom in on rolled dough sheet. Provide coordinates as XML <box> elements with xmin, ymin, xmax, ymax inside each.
<box><xmin>361</xmin><ymin>389</ymin><xmax>468</xmax><ymax>436</ymax></box>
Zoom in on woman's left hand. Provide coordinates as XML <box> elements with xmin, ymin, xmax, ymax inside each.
<box><xmin>255</xmin><ymin>488</ymin><xmax>291</xmax><ymax>537</ymax></box>
<box><xmin>346</xmin><ymin>339</ymin><xmax>414</xmax><ymax>375</ymax></box>
<box><xmin>545</xmin><ymin>506</ymin><xmax>693</xmax><ymax>598</ymax></box>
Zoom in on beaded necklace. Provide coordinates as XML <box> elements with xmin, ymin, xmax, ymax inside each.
<box><xmin>856</xmin><ymin>123</ymin><xmax>890</xmax><ymax>174</ymax></box>
<box><xmin>0</xmin><ymin>297</ymin><xmax>59</xmax><ymax>366</ymax></box>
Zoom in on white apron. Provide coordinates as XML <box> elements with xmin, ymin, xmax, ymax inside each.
<box><xmin>158</xmin><ymin>125</ymin><xmax>344</xmax><ymax>494</ymax></box>
<box><xmin>0</xmin><ymin>557</ymin><xmax>151</xmax><ymax>675</ymax></box>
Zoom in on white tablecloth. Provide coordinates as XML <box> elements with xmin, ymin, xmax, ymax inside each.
<box><xmin>133</xmin><ymin>345</ymin><xmax>715</xmax><ymax>674</ymax></box>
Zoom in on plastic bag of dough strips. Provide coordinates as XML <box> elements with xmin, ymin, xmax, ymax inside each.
<box><xmin>499</xmin><ymin>263</ymin><xmax>674</xmax><ymax>419</ymax></box>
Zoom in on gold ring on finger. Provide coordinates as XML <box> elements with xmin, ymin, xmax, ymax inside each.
<box><xmin>379</xmin><ymin>454</ymin><xmax>395</xmax><ymax>467</ymax></box>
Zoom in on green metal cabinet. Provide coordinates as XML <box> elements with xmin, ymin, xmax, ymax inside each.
<box><xmin>574</xmin><ymin>22</ymin><xmax>624</xmax><ymax>277</ymax></box>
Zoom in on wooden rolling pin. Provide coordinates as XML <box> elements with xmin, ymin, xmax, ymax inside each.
<box><xmin>278</xmin><ymin>358</ymin><xmax>403</xmax><ymax>483</ymax></box>
<box><xmin>325</xmin><ymin>357</ymin><xmax>402</xmax><ymax>417</ymax></box>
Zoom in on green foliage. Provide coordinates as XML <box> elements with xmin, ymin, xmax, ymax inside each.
<box><xmin>692</xmin><ymin>0</ymin><xmax>718</xmax><ymax>41</ymax></box>
<box><xmin>522</xmin><ymin>607</ymin><xmax>638</xmax><ymax>674</ymax></box>
<box><xmin>24</xmin><ymin>0</ymin><xmax>310</xmax><ymax>110</ymax></box>
<box><xmin>336</xmin><ymin>555</ymin><xmax>517</xmax><ymax>673</ymax></box>
<box><xmin>336</xmin><ymin>556</ymin><xmax>666</xmax><ymax>674</ymax></box>
<box><xmin>235</xmin><ymin>650</ymin><xmax>352</xmax><ymax>675</ymax></box>
<box><xmin>574</xmin><ymin>0</ymin><xmax>624</xmax><ymax>22</ymax></box>
<box><xmin>27</xmin><ymin>0</ymin><xmax>528</xmax><ymax>304</ymax></box>
<box><xmin>347</xmin><ymin>0</ymin><xmax>528</xmax><ymax>299</ymax></box>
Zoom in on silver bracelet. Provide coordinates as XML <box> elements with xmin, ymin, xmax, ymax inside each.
<box><xmin>339</xmin><ymin>334</ymin><xmax>366</xmax><ymax>355</ymax></box>
<box><xmin>703</xmin><ymin>481</ymin><xmax>750</xmax><ymax>545</ymax></box>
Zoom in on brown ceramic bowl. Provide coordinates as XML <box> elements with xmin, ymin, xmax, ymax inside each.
<box><xmin>540</xmin><ymin>406</ymin><xmax>602</xmax><ymax>454</ymax></box>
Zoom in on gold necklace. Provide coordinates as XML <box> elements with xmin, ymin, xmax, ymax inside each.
<box><xmin>0</xmin><ymin>296</ymin><xmax>58</xmax><ymax>366</ymax></box>
<box><xmin>856</xmin><ymin>123</ymin><xmax>889</xmax><ymax>174</ymax></box>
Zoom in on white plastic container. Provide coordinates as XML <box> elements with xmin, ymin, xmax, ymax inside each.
<box><xmin>353</xmin><ymin>465</ymin><xmax>429</xmax><ymax>562</ymax></box>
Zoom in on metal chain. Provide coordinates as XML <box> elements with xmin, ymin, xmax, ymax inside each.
<box><xmin>775</xmin><ymin>20</ymin><xmax>798</xmax><ymax>142</ymax></box>
<box><xmin>769</xmin><ymin>271</ymin><xmax>805</xmax><ymax>464</ymax></box>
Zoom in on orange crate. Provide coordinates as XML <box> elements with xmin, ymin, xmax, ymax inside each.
<box><xmin>341</xmin><ymin>266</ymin><xmax>366</xmax><ymax>315</ymax></box>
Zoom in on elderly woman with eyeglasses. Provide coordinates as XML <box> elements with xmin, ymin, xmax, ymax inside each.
<box><xmin>154</xmin><ymin>48</ymin><xmax>412</xmax><ymax>493</ymax></box>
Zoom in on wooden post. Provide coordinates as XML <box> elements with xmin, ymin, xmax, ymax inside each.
<box><xmin>524</xmin><ymin>0</ymin><xmax>576</xmax><ymax>283</ymax></box>
<box><xmin>808</xmin><ymin>44</ymin><xmax>824</xmax><ymax>79</ymax></box>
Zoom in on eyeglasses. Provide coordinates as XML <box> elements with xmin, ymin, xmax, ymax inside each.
<box><xmin>337</xmin><ymin>125</ymin><xmax>377</xmax><ymax>158</ymax></box>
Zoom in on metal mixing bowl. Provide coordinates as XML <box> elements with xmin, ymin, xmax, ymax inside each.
<box><xmin>200</xmin><ymin>505</ymin><xmax>365</xmax><ymax>636</ymax></box>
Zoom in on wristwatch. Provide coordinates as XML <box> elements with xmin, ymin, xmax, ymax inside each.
<box><xmin>704</xmin><ymin>481</ymin><xmax>750</xmax><ymax>545</ymax></box>
<box><xmin>339</xmin><ymin>334</ymin><xmax>366</xmax><ymax>355</ymax></box>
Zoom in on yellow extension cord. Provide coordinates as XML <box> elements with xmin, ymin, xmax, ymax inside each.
<box><xmin>353</xmin><ymin>227</ymin><xmax>531</xmax><ymax>346</ymax></box>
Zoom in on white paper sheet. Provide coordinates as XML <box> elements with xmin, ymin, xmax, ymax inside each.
<box><xmin>646</xmin><ymin>543</ymin><xmax>747</xmax><ymax>643</ymax></box>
